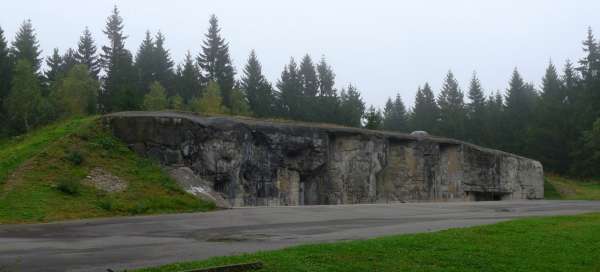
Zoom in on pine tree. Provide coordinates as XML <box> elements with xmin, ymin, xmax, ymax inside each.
<box><xmin>504</xmin><ymin>68</ymin><xmax>537</xmax><ymax>154</ymax></box>
<box><xmin>317</xmin><ymin>56</ymin><xmax>335</xmax><ymax>97</ymax></box>
<box><xmin>197</xmin><ymin>15</ymin><xmax>235</xmax><ymax>107</ymax></box>
<box><xmin>411</xmin><ymin>83</ymin><xmax>439</xmax><ymax>133</ymax></box>
<box><xmin>577</xmin><ymin>27</ymin><xmax>600</xmax><ymax>81</ymax></box>
<box><xmin>142</xmin><ymin>81</ymin><xmax>168</xmax><ymax>111</ymax></box>
<box><xmin>11</xmin><ymin>20</ymin><xmax>42</xmax><ymax>73</ymax></box>
<box><xmin>577</xmin><ymin>28</ymin><xmax>600</xmax><ymax>134</ymax></box>
<box><xmin>175</xmin><ymin>51</ymin><xmax>202</xmax><ymax>103</ymax></box>
<box><xmin>0</xmin><ymin>27</ymin><xmax>12</xmax><ymax>134</ymax></box>
<box><xmin>483</xmin><ymin>91</ymin><xmax>505</xmax><ymax>148</ymax></box>
<box><xmin>315</xmin><ymin>56</ymin><xmax>339</xmax><ymax>124</ymax></box>
<box><xmin>529</xmin><ymin>62</ymin><xmax>569</xmax><ymax>173</ymax></box>
<box><xmin>4</xmin><ymin>60</ymin><xmax>44</xmax><ymax>133</ymax></box>
<box><xmin>383</xmin><ymin>94</ymin><xmax>408</xmax><ymax>132</ymax></box>
<box><xmin>437</xmin><ymin>71</ymin><xmax>466</xmax><ymax>139</ymax></box>
<box><xmin>101</xmin><ymin>6</ymin><xmax>137</xmax><ymax>111</ymax></box>
<box><xmin>299</xmin><ymin>54</ymin><xmax>319</xmax><ymax>97</ymax></box>
<box><xmin>75</xmin><ymin>27</ymin><xmax>101</xmax><ymax>79</ymax></box>
<box><xmin>466</xmin><ymin>72</ymin><xmax>486</xmax><ymax>144</ymax></box>
<box><xmin>153</xmin><ymin>31</ymin><xmax>175</xmax><ymax>95</ymax></box>
<box><xmin>45</xmin><ymin>48</ymin><xmax>63</xmax><ymax>85</ymax></box>
<box><xmin>276</xmin><ymin>58</ymin><xmax>302</xmax><ymax>119</ymax></box>
<box><xmin>135</xmin><ymin>31</ymin><xmax>156</xmax><ymax>95</ymax></box>
<box><xmin>53</xmin><ymin>64</ymin><xmax>99</xmax><ymax>116</ymax></box>
<box><xmin>338</xmin><ymin>84</ymin><xmax>365</xmax><ymax>127</ymax></box>
<box><xmin>240</xmin><ymin>50</ymin><xmax>273</xmax><ymax>117</ymax></box>
<box><xmin>364</xmin><ymin>106</ymin><xmax>383</xmax><ymax>130</ymax></box>
<box><xmin>297</xmin><ymin>54</ymin><xmax>319</xmax><ymax>121</ymax></box>
<box><xmin>61</xmin><ymin>48</ymin><xmax>78</xmax><ymax>74</ymax></box>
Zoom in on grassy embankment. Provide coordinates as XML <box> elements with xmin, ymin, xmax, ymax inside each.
<box><xmin>138</xmin><ymin>212</ymin><xmax>600</xmax><ymax>272</ymax></box>
<box><xmin>545</xmin><ymin>175</ymin><xmax>600</xmax><ymax>200</ymax></box>
<box><xmin>0</xmin><ymin>117</ymin><xmax>214</xmax><ymax>224</ymax></box>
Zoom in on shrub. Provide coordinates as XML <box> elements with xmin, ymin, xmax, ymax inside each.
<box><xmin>64</xmin><ymin>150</ymin><xmax>84</xmax><ymax>165</ymax></box>
<box><xmin>97</xmin><ymin>199</ymin><xmax>114</xmax><ymax>211</ymax></box>
<box><xmin>56</xmin><ymin>177</ymin><xmax>81</xmax><ymax>196</ymax></box>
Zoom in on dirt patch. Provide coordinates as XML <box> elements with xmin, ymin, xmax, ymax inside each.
<box><xmin>84</xmin><ymin>168</ymin><xmax>127</xmax><ymax>193</ymax></box>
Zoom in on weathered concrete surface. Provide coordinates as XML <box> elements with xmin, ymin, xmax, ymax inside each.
<box><xmin>103</xmin><ymin>111</ymin><xmax>544</xmax><ymax>206</ymax></box>
<box><xmin>0</xmin><ymin>201</ymin><xmax>598</xmax><ymax>272</ymax></box>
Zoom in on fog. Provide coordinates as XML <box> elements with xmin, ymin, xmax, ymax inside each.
<box><xmin>1</xmin><ymin>0</ymin><xmax>598</xmax><ymax>107</ymax></box>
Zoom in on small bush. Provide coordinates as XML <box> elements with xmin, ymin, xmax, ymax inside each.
<box><xmin>64</xmin><ymin>150</ymin><xmax>84</xmax><ymax>165</ymax></box>
<box><xmin>128</xmin><ymin>202</ymin><xmax>150</xmax><ymax>215</ymax></box>
<box><xmin>97</xmin><ymin>199</ymin><xmax>114</xmax><ymax>211</ymax></box>
<box><xmin>56</xmin><ymin>178</ymin><xmax>81</xmax><ymax>196</ymax></box>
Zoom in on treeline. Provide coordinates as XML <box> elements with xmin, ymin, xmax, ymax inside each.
<box><xmin>0</xmin><ymin>6</ymin><xmax>598</xmax><ymax>177</ymax></box>
<box><xmin>369</xmin><ymin>29</ymin><xmax>600</xmax><ymax>178</ymax></box>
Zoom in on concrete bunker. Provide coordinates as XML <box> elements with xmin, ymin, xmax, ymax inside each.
<box><xmin>104</xmin><ymin>112</ymin><xmax>544</xmax><ymax>207</ymax></box>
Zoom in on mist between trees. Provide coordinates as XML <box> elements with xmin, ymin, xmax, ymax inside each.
<box><xmin>0</xmin><ymin>6</ymin><xmax>599</xmax><ymax>177</ymax></box>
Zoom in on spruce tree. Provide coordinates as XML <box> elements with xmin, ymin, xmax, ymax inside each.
<box><xmin>135</xmin><ymin>31</ymin><xmax>156</xmax><ymax>95</ymax></box>
<box><xmin>437</xmin><ymin>71</ymin><xmax>466</xmax><ymax>139</ymax></box>
<box><xmin>504</xmin><ymin>68</ymin><xmax>537</xmax><ymax>154</ymax></box>
<box><xmin>483</xmin><ymin>91</ymin><xmax>505</xmax><ymax>148</ymax></box>
<box><xmin>75</xmin><ymin>27</ymin><xmax>101</xmax><ymax>79</ymax></box>
<box><xmin>175</xmin><ymin>51</ymin><xmax>202</xmax><ymax>103</ymax></box>
<box><xmin>529</xmin><ymin>62</ymin><xmax>569</xmax><ymax>173</ymax></box>
<box><xmin>11</xmin><ymin>20</ymin><xmax>42</xmax><ymax>73</ymax></box>
<box><xmin>101</xmin><ymin>6</ymin><xmax>137</xmax><ymax>111</ymax></box>
<box><xmin>383</xmin><ymin>94</ymin><xmax>408</xmax><ymax>132</ymax></box>
<box><xmin>299</xmin><ymin>54</ymin><xmax>319</xmax><ymax>97</ymax></box>
<box><xmin>241</xmin><ymin>50</ymin><xmax>273</xmax><ymax>117</ymax></box>
<box><xmin>276</xmin><ymin>58</ymin><xmax>302</xmax><ymax>119</ymax></box>
<box><xmin>577</xmin><ymin>27</ymin><xmax>600</xmax><ymax>81</ymax></box>
<box><xmin>0</xmin><ymin>27</ymin><xmax>12</xmax><ymax>133</ymax></box>
<box><xmin>317</xmin><ymin>56</ymin><xmax>335</xmax><ymax>97</ymax></box>
<box><xmin>61</xmin><ymin>48</ymin><xmax>78</xmax><ymax>74</ymax></box>
<box><xmin>197</xmin><ymin>15</ymin><xmax>235</xmax><ymax>107</ymax></box>
<box><xmin>364</xmin><ymin>106</ymin><xmax>383</xmax><ymax>130</ymax></box>
<box><xmin>466</xmin><ymin>72</ymin><xmax>486</xmax><ymax>144</ymax></box>
<box><xmin>45</xmin><ymin>48</ymin><xmax>63</xmax><ymax>85</ymax></box>
<box><xmin>411</xmin><ymin>83</ymin><xmax>439</xmax><ymax>133</ymax></box>
<box><xmin>153</xmin><ymin>31</ymin><xmax>175</xmax><ymax>94</ymax></box>
<box><xmin>338</xmin><ymin>84</ymin><xmax>365</xmax><ymax>127</ymax></box>
<box><xmin>315</xmin><ymin>56</ymin><xmax>339</xmax><ymax>124</ymax></box>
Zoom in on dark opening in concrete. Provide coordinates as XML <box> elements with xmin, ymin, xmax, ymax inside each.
<box><xmin>466</xmin><ymin>191</ymin><xmax>509</xmax><ymax>201</ymax></box>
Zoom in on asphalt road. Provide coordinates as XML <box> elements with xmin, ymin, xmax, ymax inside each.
<box><xmin>0</xmin><ymin>200</ymin><xmax>599</xmax><ymax>272</ymax></box>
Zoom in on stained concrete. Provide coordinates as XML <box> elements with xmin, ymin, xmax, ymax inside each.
<box><xmin>103</xmin><ymin>111</ymin><xmax>544</xmax><ymax>206</ymax></box>
<box><xmin>0</xmin><ymin>201</ymin><xmax>598</xmax><ymax>271</ymax></box>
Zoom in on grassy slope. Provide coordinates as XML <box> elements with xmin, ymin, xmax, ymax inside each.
<box><xmin>545</xmin><ymin>175</ymin><xmax>600</xmax><ymax>200</ymax></box>
<box><xmin>0</xmin><ymin>118</ymin><xmax>91</xmax><ymax>185</ymax></box>
<box><xmin>138</xmin><ymin>213</ymin><xmax>600</xmax><ymax>272</ymax></box>
<box><xmin>0</xmin><ymin>118</ymin><xmax>214</xmax><ymax>224</ymax></box>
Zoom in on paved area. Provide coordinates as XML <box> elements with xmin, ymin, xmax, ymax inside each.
<box><xmin>0</xmin><ymin>200</ymin><xmax>599</xmax><ymax>271</ymax></box>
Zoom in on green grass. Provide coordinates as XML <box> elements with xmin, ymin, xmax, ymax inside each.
<box><xmin>0</xmin><ymin>118</ymin><xmax>91</xmax><ymax>185</ymax></box>
<box><xmin>138</xmin><ymin>213</ymin><xmax>600</xmax><ymax>272</ymax></box>
<box><xmin>545</xmin><ymin>175</ymin><xmax>600</xmax><ymax>200</ymax></box>
<box><xmin>0</xmin><ymin>118</ymin><xmax>214</xmax><ymax>224</ymax></box>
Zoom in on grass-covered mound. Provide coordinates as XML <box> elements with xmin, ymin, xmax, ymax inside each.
<box><xmin>138</xmin><ymin>213</ymin><xmax>600</xmax><ymax>272</ymax></box>
<box><xmin>0</xmin><ymin>117</ymin><xmax>214</xmax><ymax>224</ymax></box>
<box><xmin>545</xmin><ymin>175</ymin><xmax>600</xmax><ymax>200</ymax></box>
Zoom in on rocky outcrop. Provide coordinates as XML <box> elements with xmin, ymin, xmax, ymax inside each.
<box><xmin>103</xmin><ymin>111</ymin><xmax>544</xmax><ymax>206</ymax></box>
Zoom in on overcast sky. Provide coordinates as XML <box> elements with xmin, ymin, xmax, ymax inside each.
<box><xmin>1</xmin><ymin>0</ymin><xmax>598</xmax><ymax>108</ymax></box>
